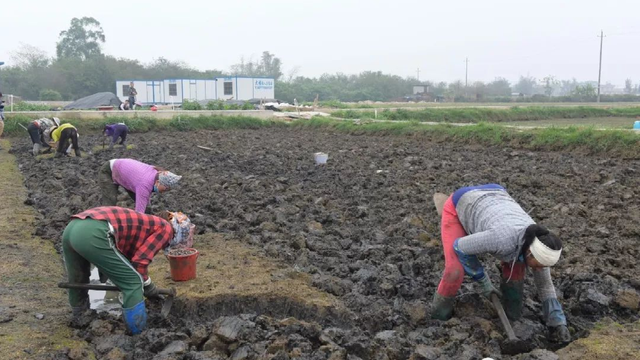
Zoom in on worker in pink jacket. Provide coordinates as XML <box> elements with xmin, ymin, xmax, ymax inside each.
<box><xmin>98</xmin><ymin>158</ymin><xmax>181</xmax><ymax>213</ymax></box>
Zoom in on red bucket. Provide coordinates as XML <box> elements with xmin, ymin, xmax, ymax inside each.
<box><xmin>166</xmin><ymin>248</ymin><xmax>199</xmax><ymax>281</ymax></box>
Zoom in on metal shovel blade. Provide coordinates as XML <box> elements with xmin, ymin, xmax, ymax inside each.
<box><xmin>490</xmin><ymin>293</ymin><xmax>534</xmax><ymax>355</ymax></box>
<box><xmin>58</xmin><ymin>282</ymin><xmax>176</xmax><ymax>318</ymax></box>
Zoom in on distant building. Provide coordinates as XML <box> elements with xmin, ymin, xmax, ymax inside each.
<box><xmin>412</xmin><ymin>84</ymin><xmax>430</xmax><ymax>95</ymax></box>
<box><xmin>115</xmin><ymin>76</ymin><xmax>275</xmax><ymax>104</ymax></box>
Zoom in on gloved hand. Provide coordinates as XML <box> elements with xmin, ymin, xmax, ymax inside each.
<box><xmin>548</xmin><ymin>325</ymin><xmax>571</xmax><ymax>343</ymax></box>
<box><xmin>143</xmin><ymin>278</ymin><xmax>162</xmax><ymax>300</ymax></box>
<box><xmin>478</xmin><ymin>275</ymin><xmax>502</xmax><ymax>299</ymax></box>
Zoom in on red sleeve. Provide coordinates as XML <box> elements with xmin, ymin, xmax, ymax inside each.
<box><xmin>130</xmin><ymin>222</ymin><xmax>173</xmax><ymax>281</ymax></box>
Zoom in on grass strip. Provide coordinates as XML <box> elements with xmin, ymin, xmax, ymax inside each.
<box><xmin>331</xmin><ymin>106</ymin><xmax>640</xmax><ymax>123</ymax></box>
<box><xmin>3</xmin><ymin>114</ymin><xmax>637</xmax><ymax>158</ymax></box>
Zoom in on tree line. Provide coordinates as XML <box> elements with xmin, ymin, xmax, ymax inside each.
<box><xmin>1</xmin><ymin>17</ymin><xmax>638</xmax><ymax>104</ymax></box>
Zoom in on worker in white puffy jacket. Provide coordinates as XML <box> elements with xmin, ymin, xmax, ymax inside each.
<box><xmin>27</xmin><ymin>117</ymin><xmax>60</xmax><ymax>155</ymax></box>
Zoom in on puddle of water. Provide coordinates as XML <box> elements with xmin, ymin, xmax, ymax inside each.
<box><xmin>89</xmin><ymin>267</ymin><xmax>122</xmax><ymax>315</ymax></box>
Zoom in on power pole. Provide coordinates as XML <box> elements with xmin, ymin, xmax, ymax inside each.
<box><xmin>597</xmin><ymin>30</ymin><xmax>604</xmax><ymax>102</ymax></box>
<box><xmin>417</xmin><ymin>68</ymin><xmax>420</xmax><ymax>82</ymax></box>
<box><xmin>465</xmin><ymin>58</ymin><xmax>469</xmax><ymax>88</ymax></box>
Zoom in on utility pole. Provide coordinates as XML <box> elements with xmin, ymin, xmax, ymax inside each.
<box><xmin>597</xmin><ymin>30</ymin><xmax>604</xmax><ymax>103</ymax></box>
<box><xmin>417</xmin><ymin>68</ymin><xmax>420</xmax><ymax>82</ymax></box>
<box><xmin>465</xmin><ymin>58</ymin><xmax>469</xmax><ymax>88</ymax></box>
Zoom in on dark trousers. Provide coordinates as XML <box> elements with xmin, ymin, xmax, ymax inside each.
<box><xmin>57</xmin><ymin>128</ymin><xmax>79</xmax><ymax>154</ymax></box>
<box><xmin>128</xmin><ymin>96</ymin><xmax>136</xmax><ymax>110</ymax></box>
<box><xmin>27</xmin><ymin>123</ymin><xmax>50</xmax><ymax>147</ymax></box>
<box><xmin>99</xmin><ymin>161</ymin><xmax>136</xmax><ymax>206</ymax></box>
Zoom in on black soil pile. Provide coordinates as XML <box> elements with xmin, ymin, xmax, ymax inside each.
<box><xmin>12</xmin><ymin>128</ymin><xmax>640</xmax><ymax>360</ymax></box>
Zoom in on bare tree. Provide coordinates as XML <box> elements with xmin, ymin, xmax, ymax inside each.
<box><xmin>11</xmin><ymin>43</ymin><xmax>50</xmax><ymax>70</ymax></box>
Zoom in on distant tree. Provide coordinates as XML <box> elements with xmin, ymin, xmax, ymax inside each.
<box><xmin>624</xmin><ymin>79</ymin><xmax>633</xmax><ymax>94</ymax></box>
<box><xmin>258</xmin><ymin>51</ymin><xmax>283</xmax><ymax>80</ymax></box>
<box><xmin>486</xmin><ymin>77</ymin><xmax>511</xmax><ymax>96</ymax></box>
<box><xmin>231</xmin><ymin>51</ymin><xmax>283</xmax><ymax>80</ymax></box>
<box><xmin>473</xmin><ymin>81</ymin><xmax>486</xmax><ymax>100</ymax></box>
<box><xmin>56</xmin><ymin>17</ymin><xmax>106</xmax><ymax>60</ymax></box>
<box><xmin>541</xmin><ymin>75</ymin><xmax>558</xmax><ymax>98</ymax></box>
<box><xmin>514</xmin><ymin>76</ymin><xmax>537</xmax><ymax>96</ymax></box>
<box><xmin>572</xmin><ymin>84</ymin><xmax>596</xmax><ymax>97</ymax></box>
<box><xmin>11</xmin><ymin>43</ymin><xmax>50</xmax><ymax>70</ymax></box>
<box><xmin>558</xmin><ymin>78</ymin><xmax>579</xmax><ymax>96</ymax></box>
<box><xmin>39</xmin><ymin>89</ymin><xmax>63</xmax><ymax>101</ymax></box>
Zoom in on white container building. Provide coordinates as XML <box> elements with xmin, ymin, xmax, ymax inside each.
<box><xmin>115</xmin><ymin>76</ymin><xmax>275</xmax><ymax>105</ymax></box>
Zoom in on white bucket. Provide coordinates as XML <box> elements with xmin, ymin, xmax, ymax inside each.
<box><xmin>314</xmin><ymin>152</ymin><xmax>328</xmax><ymax>165</ymax></box>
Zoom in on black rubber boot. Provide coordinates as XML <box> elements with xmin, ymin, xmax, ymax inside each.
<box><xmin>548</xmin><ymin>325</ymin><xmax>571</xmax><ymax>343</ymax></box>
<box><xmin>431</xmin><ymin>292</ymin><xmax>455</xmax><ymax>320</ymax></box>
<box><xmin>500</xmin><ymin>278</ymin><xmax>524</xmax><ymax>321</ymax></box>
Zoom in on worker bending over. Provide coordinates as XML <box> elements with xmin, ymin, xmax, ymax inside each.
<box><xmin>50</xmin><ymin>122</ymin><xmax>80</xmax><ymax>158</ymax></box>
<box><xmin>431</xmin><ymin>184</ymin><xmax>570</xmax><ymax>343</ymax></box>
<box><xmin>62</xmin><ymin>206</ymin><xmax>193</xmax><ymax>334</ymax></box>
<box><xmin>27</xmin><ymin>117</ymin><xmax>59</xmax><ymax>155</ymax></box>
<box><xmin>103</xmin><ymin>123</ymin><xmax>129</xmax><ymax>149</ymax></box>
<box><xmin>99</xmin><ymin>158</ymin><xmax>181</xmax><ymax>213</ymax></box>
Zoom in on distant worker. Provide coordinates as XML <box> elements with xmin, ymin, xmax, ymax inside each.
<box><xmin>431</xmin><ymin>184</ymin><xmax>571</xmax><ymax>343</ymax></box>
<box><xmin>99</xmin><ymin>158</ymin><xmax>181</xmax><ymax>213</ymax></box>
<box><xmin>128</xmin><ymin>82</ymin><xmax>137</xmax><ymax>110</ymax></box>
<box><xmin>103</xmin><ymin>123</ymin><xmax>129</xmax><ymax>149</ymax></box>
<box><xmin>119</xmin><ymin>100</ymin><xmax>130</xmax><ymax>111</ymax></box>
<box><xmin>62</xmin><ymin>206</ymin><xmax>193</xmax><ymax>334</ymax></box>
<box><xmin>27</xmin><ymin>117</ymin><xmax>59</xmax><ymax>156</ymax></box>
<box><xmin>50</xmin><ymin>122</ymin><xmax>81</xmax><ymax>158</ymax></box>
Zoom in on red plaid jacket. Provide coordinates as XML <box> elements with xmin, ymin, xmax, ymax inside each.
<box><xmin>73</xmin><ymin>207</ymin><xmax>173</xmax><ymax>280</ymax></box>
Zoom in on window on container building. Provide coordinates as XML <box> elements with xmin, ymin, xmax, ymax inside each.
<box><xmin>224</xmin><ymin>82</ymin><xmax>233</xmax><ymax>95</ymax></box>
<box><xmin>122</xmin><ymin>85</ymin><xmax>130</xmax><ymax>96</ymax></box>
<box><xmin>169</xmin><ymin>84</ymin><xmax>177</xmax><ymax>96</ymax></box>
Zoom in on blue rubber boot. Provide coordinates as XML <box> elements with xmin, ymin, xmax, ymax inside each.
<box><xmin>122</xmin><ymin>300</ymin><xmax>147</xmax><ymax>335</ymax></box>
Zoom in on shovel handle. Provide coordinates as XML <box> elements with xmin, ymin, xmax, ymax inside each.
<box><xmin>491</xmin><ymin>293</ymin><xmax>518</xmax><ymax>341</ymax></box>
<box><xmin>58</xmin><ymin>282</ymin><xmax>176</xmax><ymax>297</ymax></box>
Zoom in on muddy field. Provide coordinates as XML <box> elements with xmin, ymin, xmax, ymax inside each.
<box><xmin>11</xmin><ymin>128</ymin><xmax>640</xmax><ymax>360</ymax></box>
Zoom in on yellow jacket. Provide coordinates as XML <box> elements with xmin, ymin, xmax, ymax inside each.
<box><xmin>50</xmin><ymin>123</ymin><xmax>76</xmax><ymax>142</ymax></box>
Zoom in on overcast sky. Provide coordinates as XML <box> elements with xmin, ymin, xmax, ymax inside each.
<box><xmin>2</xmin><ymin>0</ymin><xmax>639</xmax><ymax>86</ymax></box>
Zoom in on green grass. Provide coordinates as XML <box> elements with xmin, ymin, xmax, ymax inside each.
<box><xmin>294</xmin><ymin>118</ymin><xmax>640</xmax><ymax>158</ymax></box>
<box><xmin>503</xmin><ymin>117</ymin><xmax>636</xmax><ymax>129</ymax></box>
<box><xmin>3</xmin><ymin>114</ymin><xmax>637</xmax><ymax>158</ymax></box>
<box><xmin>318</xmin><ymin>101</ymin><xmax>640</xmax><ymax>109</ymax></box>
<box><xmin>1</xmin><ymin>115</ymin><xmax>280</xmax><ymax>137</ymax></box>
<box><xmin>5</xmin><ymin>102</ymin><xmax>52</xmax><ymax>111</ymax></box>
<box><xmin>330</xmin><ymin>106</ymin><xmax>640</xmax><ymax>123</ymax></box>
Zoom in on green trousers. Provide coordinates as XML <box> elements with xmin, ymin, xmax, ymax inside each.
<box><xmin>62</xmin><ymin>218</ymin><xmax>144</xmax><ymax>308</ymax></box>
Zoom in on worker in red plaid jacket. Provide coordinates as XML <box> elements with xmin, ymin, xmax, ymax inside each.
<box><xmin>62</xmin><ymin>206</ymin><xmax>192</xmax><ymax>334</ymax></box>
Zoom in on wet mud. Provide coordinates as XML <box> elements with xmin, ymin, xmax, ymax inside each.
<box><xmin>11</xmin><ymin>128</ymin><xmax>640</xmax><ymax>359</ymax></box>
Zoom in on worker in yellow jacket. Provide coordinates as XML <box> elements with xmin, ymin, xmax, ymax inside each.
<box><xmin>50</xmin><ymin>123</ymin><xmax>81</xmax><ymax>158</ymax></box>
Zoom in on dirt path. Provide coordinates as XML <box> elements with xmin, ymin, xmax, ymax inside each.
<box><xmin>0</xmin><ymin>140</ymin><xmax>89</xmax><ymax>359</ymax></box>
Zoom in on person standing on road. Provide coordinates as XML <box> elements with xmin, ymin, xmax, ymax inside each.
<box><xmin>99</xmin><ymin>158</ymin><xmax>182</xmax><ymax>213</ymax></box>
<box><xmin>128</xmin><ymin>82</ymin><xmax>137</xmax><ymax>110</ymax></box>
<box><xmin>431</xmin><ymin>184</ymin><xmax>571</xmax><ymax>343</ymax></box>
<box><xmin>102</xmin><ymin>123</ymin><xmax>129</xmax><ymax>149</ymax></box>
<box><xmin>50</xmin><ymin>122</ymin><xmax>80</xmax><ymax>158</ymax></box>
<box><xmin>62</xmin><ymin>206</ymin><xmax>193</xmax><ymax>334</ymax></box>
<box><xmin>27</xmin><ymin>117</ymin><xmax>59</xmax><ymax>155</ymax></box>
